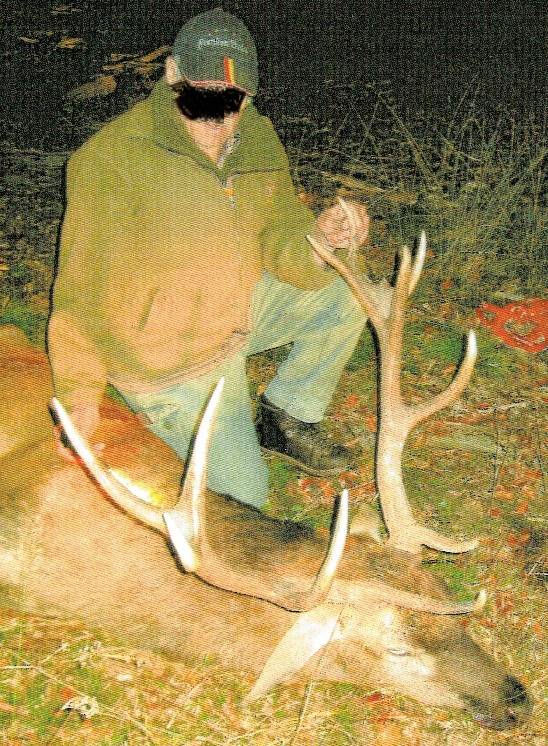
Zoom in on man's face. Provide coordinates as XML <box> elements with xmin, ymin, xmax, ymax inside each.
<box><xmin>173</xmin><ymin>80</ymin><xmax>247</xmax><ymax>123</ymax></box>
<box><xmin>165</xmin><ymin>56</ymin><xmax>248</xmax><ymax>159</ymax></box>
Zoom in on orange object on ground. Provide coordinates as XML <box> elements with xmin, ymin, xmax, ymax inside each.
<box><xmin>476</xmin><ymin>299</ymin><xmax>548</xmax><ymax>353</ymax></box>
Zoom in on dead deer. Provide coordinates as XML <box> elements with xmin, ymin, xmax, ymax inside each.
<box><xmin>0</xmin><ymin>281</ymin><xmax>530</xmax><ymax>731</ymax></box>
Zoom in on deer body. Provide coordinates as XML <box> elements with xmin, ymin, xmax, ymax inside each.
<box><xmin>0</xmin><ymin>325</ymin><xmax>531</xmax><ymax>730</ymax></box>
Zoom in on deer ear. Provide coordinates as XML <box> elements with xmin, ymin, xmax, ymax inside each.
<box><xmin>378</xmin><ymin>608</ymin><xmax>409</xmax><ymax>650</ymax></box>
<box><xmin>246</xmin><ymin>605</ymin><xmax>353</xmax><ymax>701</ymax></box>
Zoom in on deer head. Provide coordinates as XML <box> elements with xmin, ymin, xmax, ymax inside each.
<box><xmin>52</xmin><ymin>369</ymin><xmax>487</xmax><ymax>706</ymax></box>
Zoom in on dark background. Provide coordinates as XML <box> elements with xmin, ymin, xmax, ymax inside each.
<box><xmin>1</xmin><ymin>0</ymin><xmax>546</xmax><ymax>149</ymax></box>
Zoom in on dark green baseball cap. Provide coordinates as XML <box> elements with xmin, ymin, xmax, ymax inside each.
<box><xmin>172</xmin><ymin>8</ymin><xmax>258</xmax><ymax>96</ymax></box>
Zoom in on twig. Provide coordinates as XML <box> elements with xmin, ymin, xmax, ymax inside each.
<box><xmin>7</xmin><ymin>650</ymin><xmax>160</xmax><ymax>745</ymax></box>
<box><xmin>288</xmin><ymin>680</ymin><xmax>316</xmax><ymax>746</ymax></box>
<box><xmin>288</xmin><ymin>605</ymin><xmax>346</xmax><ymax>746</ymax></box>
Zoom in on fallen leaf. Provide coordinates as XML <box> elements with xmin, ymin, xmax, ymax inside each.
<box><xmin>364</xmin><ymin>414</ymin><xmax>377</xmax><ymax>432</ymax></box>
<box><xmin>66</xmin><ymin>75</ymin><xmax>117</xmax><ymax>101</ymax></box>
<box><xmin>494</xmin><ymin>485</ymin><xmax>514</xmax><ymax>501</ymax></box>
<box><xmin>507</xmin><ymin>531</ymin><xmax>530</xmax><ymax>548</ymax></box>
<box><xmin>138</xmin><ymin>45</ymin><xmax>170</xmax><ymax>63</ymax></box>
<box><xmin>342</xmin><ymin>393</ymin><xmax>361</xmax><ymax>408</ymax></box>
<box><xmin>57</xmin><ymin>37</ymin><xmax>83</xmax><ymax>49</ymax></box>
<box><xmin>439</xmin><ymin>302</ymin><xmax>455</xmax><ymax>319</ymax></box>
<box><xmin>319</xmin><ymin>481</ymin><xmax>336</xmax><ymax>499</ymax></box>
<box><xmin>19</xmin><ymin>36</ymin><xmax>39</xmax><ymax>44</ymax></box>
<box><xmin>338</xmin><ymin>470</ymin><xmax>358</xmax><ymax>484</ymax></box>
<box><xmin>495</xmin><ymin>593</ymin><xmax>514</xmax><ymax>615</ymax></box>
<box><xmin>364</xmin><ymin>691</ymin><xmax>384</xmax><ymax>704</ymax></box>
<box><xmin>428</xmin><ymin>420</ymin><xmax>450</xmax><ymax>434</ymax></box>
<box><xmin>0</xmin><ymin>700</ymin><xmax>27</xmax><ymax>715</ymax></box>
<box><xmin>489</xmin><ymin>507</ymin><xmax>502</xmax><ymax>518</ymax></box>
<box><xmin>515</xmin><ymin>466</ymin><xmax>542</xmax><ymax>483</ymax></box>
<box><xmin>514</xmin><ymin>500</ymin><xmax>529</xmax><ymax>515</ymax></box>
<box><xmin>350</xmin><ymin>481</ymin><xmax>377</xmax><ymax>499</ymax></box>
<box><xmin>441</xmin><ymin>279</ymin><xmax>454</xmax><ymax>290</ymax></box>
<box><xmin>371</xmin><ymin>707</ymin><xmax>396</xmax><ymax>727</ymax></box>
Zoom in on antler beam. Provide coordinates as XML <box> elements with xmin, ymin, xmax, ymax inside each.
<box><xmin>52</xmin><ymin>376</ymin><xmax>483</xmax><ymax>613</ymax></box>
<box><xmin>51</xmin><ymin>382</ymin><xmax>348</xmax><ymax>613</ymax></box>
<box><xmin>308</xmin><ymin>210</ymin><xmax>478</xmax><ymax>554</ymax></box>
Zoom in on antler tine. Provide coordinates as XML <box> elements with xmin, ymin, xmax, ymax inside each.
<box><xmin>308</xmin><ymin>489</ymin><xmax>349</xmax><ymax>603</ymax></box>
<box><xmin>393</xmin><ymin>243</ymin><xmax>413</xmax><ymax>304</ymax></box>
<box><xmin>173</xmin><ymin>378</ymin><xmax>225</xmax><ymax>536</ymax></box>
<box><xmin>51</xmin><ymin>398</ymin><xmax>167</xmax><ymax>534</ymax></box>
<box><xmin>306</xmin><ymin>233</ymin><xmax>383</xmax><ymax>329</ymax></box>
<box><xmin>163</xmin><ymin>377</ymin><xmax>225</xmax><ymax>573</ymax></box>
<box><xmin>408</xmin><ymin>231</ymin><xmax>427</xmax><ymax>297</ymax></box>
<box><xmin>408</xmin><ymin>330</ymin><xmax>478</xmax><ymax>428</ymax></box>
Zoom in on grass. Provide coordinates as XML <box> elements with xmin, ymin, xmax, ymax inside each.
<box><xmin>0</xmin><ymin>82</ymin><xmax>547</xmax><ymax>743</ymax></box>
<box><xmin>287</xmin><ymin>88</ymin><xmax>546</xmax><ymax>306</ymax></box>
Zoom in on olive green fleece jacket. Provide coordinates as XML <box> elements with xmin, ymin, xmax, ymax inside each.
<box><xmin>48</xmin><ymin>79</ymin><xmax>335</xmax><ymax>412</ymax></box>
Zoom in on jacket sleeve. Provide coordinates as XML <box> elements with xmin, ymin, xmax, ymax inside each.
<box><xmin>47</xmin><ymin>148</ymin><xmax>133</xmax><ymax>412</ymax></box>
<box><xmin>260</xmin><ymin>166</ymin><xmax>335</xmax><ymax>291</ymax></box>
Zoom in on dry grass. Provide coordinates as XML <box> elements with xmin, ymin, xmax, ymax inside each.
<box><xmin>0</xmin><ymin>84</ymin><xmax>546</xmax><ymax>746</ymax></box>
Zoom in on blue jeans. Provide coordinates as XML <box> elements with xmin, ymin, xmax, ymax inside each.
<box><xmin>119</xmin><ymin>272</ymin><xmax>366</xmax><ymax>507</ymax></box>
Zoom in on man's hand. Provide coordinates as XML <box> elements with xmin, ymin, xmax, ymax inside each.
<box><xmin>316</xmin><ymin>200</ymin><xmax>370</xmax><ymax>250</ymax></box>
<box><xmin>53</xmin><ymin>403</ymin><xmax>103</xmax><ymax>462</ymax></box>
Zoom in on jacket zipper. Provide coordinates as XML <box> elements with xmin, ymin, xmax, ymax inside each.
<box><xmin>221</xmin><ymin>174</ymin><xmax>236</xmax><ymax>208</ymax></box>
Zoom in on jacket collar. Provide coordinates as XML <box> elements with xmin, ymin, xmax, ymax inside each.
<box><xmin>149</xmin><ymin>79</ymin><xmax>286</xmax><ymax>173</ymax></box>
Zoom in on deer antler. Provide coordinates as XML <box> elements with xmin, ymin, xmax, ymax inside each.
<box><xmin>308</xmin><ymin>208</ymin><xmax>478</xmax><ymax>554</ymax></box>
<box><xmin>51</xmin><ymin>383</ymin><xmax>348</xmax><ymax>613</ymax></box>
<box><xmin>51</xmin><ymin>378</ymin><xmax>484</xmax><ymax>615</ymax></box>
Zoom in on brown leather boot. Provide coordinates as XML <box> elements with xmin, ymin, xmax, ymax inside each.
<box><xmin>256</xmin><ymin>395</ymin><xmax>354</xmax><ymax>476</ymax></box>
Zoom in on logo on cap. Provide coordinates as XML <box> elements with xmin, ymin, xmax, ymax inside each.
<box><xmin>223</xmin><ymin>57</ymin><xmax>236</xmax><ymax>86</ymax></box>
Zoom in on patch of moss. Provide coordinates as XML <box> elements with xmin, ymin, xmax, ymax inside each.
<box><xmin>426</xmin><ymin>558</ymin><xmax>480</xmax><ymax>602</ymax></box>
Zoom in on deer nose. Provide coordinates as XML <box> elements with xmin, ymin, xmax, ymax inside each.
<box><xmin>465</xmin><ymin>676</ymin><xmax>532</xmax><ymax>730</ymax></box>
<box><xmin>502</xmin><ymin>675</ymin><xmax>532</xmax><ymax>719</ymax></box>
